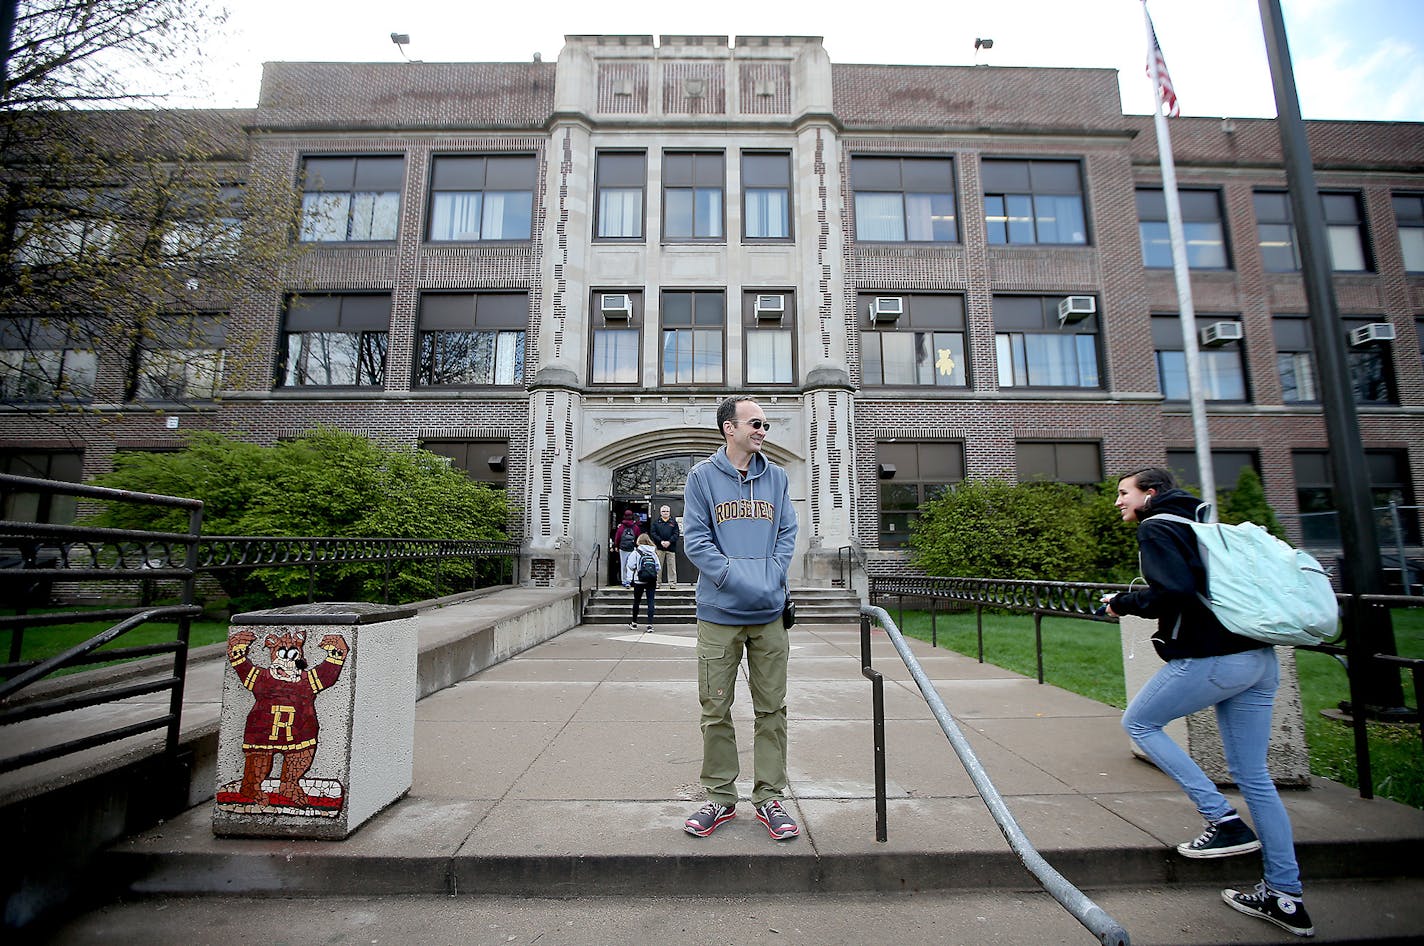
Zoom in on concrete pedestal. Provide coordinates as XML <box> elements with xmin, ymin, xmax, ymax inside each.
<box><xmin>213</xmin><ymin>601</ymin><xmax>418</xmax><ymax>839</ymax></box>
<box><xmin>1119</xmin><ymin>614</ymin><xmax>1310</xmax><ymax>787</ymax></box>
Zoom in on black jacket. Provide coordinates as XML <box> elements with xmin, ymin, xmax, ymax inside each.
<box><xmin>1109</xmin><ymin>489</ymin><xmax>1267</xmax><ymax>661</ymax></box>
<box><xmin>648</xmin><ymin>515</ymin><xmax>680</xmax><ymax>552</ymax></box>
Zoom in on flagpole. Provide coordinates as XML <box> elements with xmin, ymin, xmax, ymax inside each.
<box><xmin>1142</xmin><ymin>1</ymin><xmax>1217</xmax><ymax>518</ymax></box>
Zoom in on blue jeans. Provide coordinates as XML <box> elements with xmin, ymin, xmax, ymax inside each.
<box><xmin>1122</xmin><ymin>648</ymin><xmax>1301</xmax><ymax>894</ymax></box>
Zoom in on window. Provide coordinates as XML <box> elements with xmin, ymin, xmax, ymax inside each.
<box><xmin>742</xmin><ymin>152</ymin><xmax>792</xmax><ymax>240</ymax></box>
<box><xmin>1136</xmin><ymin>188</ymin><xmax>1228</xmax><ymax>268</ymax></box>
<box><xmin>1294</xmin><ymin>449</ymin><xmax>1418</xmax><ymax>546</ymax></box>
<box><xmin>851</xmin><ymin>156</ymin><xmax>956</xmax><ymax>243</ymax></box>
<box><xmin>993</xmin><ymin>296</ymin><xmax>1101</xmax><ymax>388</ymax></box>
<box><xmin>743</xmin><ymin>291</ymin><xmax>794</xmax><ymax>384</ymax></box>
<box><xmin>1343</xmin><ymin>316</ymin><xmax>1396</xmax><ymax>405</ymax></box>
<box><xmin>13</xmin><ymin>191</ymin><xmax>117</xmax><ymax>266</ymax></box>
<box><xmin>133</xmin><ymin>314</ymin><xmax>226</xmax><ymax>400</ymax></box>
<box><xmin>161</xmin><ymin>186</ymin><xmax>242</xmax><ymax>261</ymax></box>
<box><xmin>1166</xmin><ymin>449</ymin><xmax>1259</xmax><ymax>495</ymax></box>
<box><xmin>877</xmin><ymin>441</ymin><xmax>964</xmax><ymax>548</ymax></box>
<box><xmin>298</xmin><ymin>156</ymin><xmax>403</xmax><ymax>242</ymax></box>
<box><xmin>1</xmin><ymin>450</ymin><xmax>83</xmax><ymax>523</ymax></box>
<box><xmin>0</xmin><ymin>318</ymin><xmax>97</xmax><ymax>402</ymax></box>
<box><xmin>860</xmin><ymin>294</ymin><xmax>967</xmax><ymax>387</ymax></box>
<box><xmin>662</xmin><ymin>152</ymin><xmax>723</xmax><ymax>240</ymax></box>
<box><xmin>1016</xmin><ymin>441</ymin><xmax>1103</xmax><ymax>485</ymax></box>
<box><xmin>427</xmin><ymin>155</ymin><xmax>534</xmax><ymax>242</ymax></box>
<box><xmin>1393</xmin><ymin>193</ymin><xmax>1424</xmax><ymax>272</ymax></box>
<box><xmin>421</xmin><ymin>439</ymin><xmax>508</xmax><ymax>488</ymax></box>
<box><xmin>590</xmin><ymin>290</ymin><xmax>643</xmax><ymax>385</ymax></box>
<box><xmin>595</xmin><ymin>152</ymin><xmax>646</xmax><ymax>239</ymax></box>
<box><xmin>279</xmin><ymin>294</ymin><xmax>389</xmax><ymax>387</ymax></box>
<box><xmin>1254</xmin><ymin>190</ymin><xmax>1371</xmax><ymax>272</ymax></box>
<box><xmin>416</xmin><ymin>293</ymin><xmax>527</xmax><ymax>386</ymax></box>
<box><xmin>1152</xmin><ymin>315</ymin><xmax>1247</xmax><ymax>401</ymax></box>
<box><xmin>982</xmin><ymin>159</ymin><xmax>1087</xmax><ymax>245</ymax></box>
<box><xmin>1273</xmin><ymin>314</ymin><xmax>1397</xmax><ymax>405</ymax></box>
<box><xmin>661</xmin><ymin>290</ymin><xmax>724</xmax><ymax>385</ymax></box>
<box><xmin>1273</xmin><ymin>315</ymin><xmax>1318</xmax><ymax>403</ymax></box>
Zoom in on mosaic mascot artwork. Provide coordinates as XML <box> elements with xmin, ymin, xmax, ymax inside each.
<box><xmin>215</xmin><ymin>627</ymin><xmax>349</xmax><ymax>817</ymax></box>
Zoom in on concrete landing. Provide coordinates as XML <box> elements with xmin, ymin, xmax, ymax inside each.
<box><xmin>94</xmin><ymin>623</ymin><xmax>1424</xmax><ymax>942</ymax></box>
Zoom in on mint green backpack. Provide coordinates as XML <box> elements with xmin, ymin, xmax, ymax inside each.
<box><xmin>1142</xmin><ymin>508</ymin><xmax>1339</xmax><ymax>647</ymax></box>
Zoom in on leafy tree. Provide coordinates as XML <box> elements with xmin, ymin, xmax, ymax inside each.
<box><xmin>909</xmin><ymin>479</ymin><xmax>1110</xmax><ymax>582</ymax></box>
<box><xmin>1</xmin><ymin>2</ymin><xmax>305</xmax><ymax>432</ymax></box>
<box><xmin>89</xmin><ymin>429</ymin><xmax>510</xmax><ymax>605</ymax></box>
<box><xmin>1218</xmin><ymin>465</ymin><xmax>1287</xmax><ymax>539</ymax></box>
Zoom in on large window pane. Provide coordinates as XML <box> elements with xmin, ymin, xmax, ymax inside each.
<box><xmin>592</xmin><ymin>330</ymin><xmax>639</xmax><ymax>383</ymax></box>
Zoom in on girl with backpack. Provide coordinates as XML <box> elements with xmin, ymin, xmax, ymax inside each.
<box><xmin>1105</xmin><ymin>467</ymin><xmax>1312</xmax><ymax>937</ymax></box>
<box><xmin>622</xmin><ymin>534</ymin><xmax>660</xmax><ymax>631</ymax></box>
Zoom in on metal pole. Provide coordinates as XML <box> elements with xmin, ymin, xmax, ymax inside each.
<box><xmin>1257</xmin><ymin>0</ymin><xmax>1403</xmax><ymax>710</ymax></box>
<box><xmin>1143</xmin><ymin>1</ymin><xmax>1217</xmax><ymax>513</ymax></box>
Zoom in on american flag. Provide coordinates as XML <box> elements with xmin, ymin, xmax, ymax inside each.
<box><xmin>1146</xmin><ymin>10</ymin><xmax>1180</xmax><ymax>118</ymax></box>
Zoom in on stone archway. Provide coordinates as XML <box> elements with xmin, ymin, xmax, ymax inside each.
<box><xmin>607</xmin><ymin>453</ymin><xmax>702</xmax><ymax>585</ymax></box>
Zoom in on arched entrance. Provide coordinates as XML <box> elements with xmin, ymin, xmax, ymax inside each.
<box><xmin>608</xmin><ymin>453</ymin><xmax>701</xmax><ymax>585</ymax></box>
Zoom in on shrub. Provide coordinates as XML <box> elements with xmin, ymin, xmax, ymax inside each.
<box><xmin>89</xmin><ymin>428</ymin><xmax>508</xmax><ymax>604</ymax></box>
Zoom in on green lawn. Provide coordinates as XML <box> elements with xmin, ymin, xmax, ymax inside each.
<box><xmin>1</xmin><ymin>607</ymin><xmax>231</xmax><ymax>675</ymax></box>
<box><xmin>884</xmin><ymin>604</ymin><xmax>1424</xmax><ymax>809</ymax></box>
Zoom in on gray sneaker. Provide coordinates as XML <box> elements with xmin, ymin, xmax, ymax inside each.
<box><xmin>754</xmin><ymin>799</ymin><xmax>800</xmax><ymax>840</ymax></box>
<box><xmin>684</xmin><ymin>802</ymin><xmax>735</xmax><ymax>837</ymax></box>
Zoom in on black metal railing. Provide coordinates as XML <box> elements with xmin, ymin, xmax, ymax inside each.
<box><xmin>576</xmin><ymin>543</ymin><xmax>603</xmax><ymax>624</ymax></box>
<box><xmin>195</xmin><ymin>535</ymin><xmax>519</xmax><ymax>602</ymax></box>
<box><xmin>868</xmin><ymin>575</ymin><xmax>1423</xmax><ymax>801</ymax></box>
<box><xmin>859</xmin><ymin>604</ymin><xmax>1129</xmax><ymax>946</ymax></box>
<box><xmin>835</xmin><ymin>545</ymin><xmax>854</xmax><ymax>589</ymax></box>
<box><xmin>1</xmin><ymin>474</ymin><xmax>203</xmax><ymax>776</ymax></box>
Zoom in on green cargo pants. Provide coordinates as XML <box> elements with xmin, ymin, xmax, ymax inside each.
<box><xmin>696</xmin><ymin>616</ymin><xmax>789</xmax><ymax>807</ymax></box>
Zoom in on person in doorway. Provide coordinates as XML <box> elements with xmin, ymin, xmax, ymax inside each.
<box><xmin>648</xmin><ymin>504</ymin><xmax>681</xmax><ymax>588</ymax></box>
<box><xmin>1105</xmin><ymin>467</ymin><xmax>1313</xmax><ymax>937</ymax></box>
<box><xmin>622</xmin><ymin>533</ymin><xmax>659</xmax><ymax>631</ymax></box>
<box><xmin>612</xmin><ymin>508</ymin><xmax>640</xmax><ymax>579</ymax></box>
<box><xmin>680</xmin><ymin>395</ymin><xmax>799</xmax><ymax>842</ymax></box>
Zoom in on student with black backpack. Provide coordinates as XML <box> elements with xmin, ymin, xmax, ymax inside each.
<box><xmin>622</xmin><ymin>533</ymin><xmax>659</xmax><ymax>631</ymax></box>
<box><xmin>612</xmin><ymin>508</ymin><xmax>640</xmax><ymax>580</ymax></box>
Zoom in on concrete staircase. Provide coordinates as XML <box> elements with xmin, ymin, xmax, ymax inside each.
<box><xmin>580</xmin><ymin>585</ymin><xmax>863</xmax><ymax>625</ymax></box>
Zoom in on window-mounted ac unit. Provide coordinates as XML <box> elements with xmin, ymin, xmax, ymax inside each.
<box><xmin>870</xmin><ymin>296</ymin><xmax>903</xmax><ymax>322</ymax></box>
<box><xmin>600</xmin><ymin>293</ymin><xmax>633</xmax><ymax>318</ymax></box>
<box><xmin>1349</xmin><ymin>322</ymin><xmax>1395</xmax><ymax>347</ymax></box>
<box><xmin>754</xmin><ymin>294</ymin><xmax>785</xmax><ymax>319</ymax></box>
<box><xmin>1199</xmin><ymin>321</ymin><xmax>1243</xmax><ymax>347</ymax></box>
<box><xmin>1056</xmin><ymin>295</ymin><xmax>1097</xmax><ymax>325</ymax></box>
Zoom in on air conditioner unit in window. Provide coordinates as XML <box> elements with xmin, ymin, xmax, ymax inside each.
<box><xmin>1056</xmin><ymin>295</ymin><xmax>1097</xmax><ymax>325</ymax></box>
<box><xmin>1349</xmin><ymin>322</ymin><xmax>1396</xmax><ymax>347</ymax></box>
<box><xmin>1199</xmin><ymin>321</ymin><xmax>1244</xmax><ymax>347</ymax></box>
<box><xmin>600</xmin><ymin>293</ymin><xmax>633</xmax><ymax>318</ymax></box>
<box><xmin>754</xmin><ymin>294</ymin><xmax>785</xmax><ymax>319</ymax></box>
<box><xmin>870</xmin><ymin>296</ymin><xmax>903</xmax><ymax>322</ymax></box>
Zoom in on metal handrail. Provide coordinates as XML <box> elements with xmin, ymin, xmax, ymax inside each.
<box><xmin>576</xmin><ymin>543</ymin><xmax>603</xmax><ymax>623</ymax></box>
<box><xmin>1</xmin><ymin>474</ymin><xmax>203</xmax><ymax>775</ymax></box>
<box><xmin>859</xmin><ymin>604</ymin><xmax>1129</xmax><ymax>946</ymax></box>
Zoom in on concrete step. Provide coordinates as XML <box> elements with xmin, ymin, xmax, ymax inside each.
<box><xmin>583</xmin><ymin>587</ymin><xmax>863</xmax><ymax>624</ymax></box>
<box><xmin>37</xmin><ymin>878</ymin><xmax>1424</xmax><ymax>945</ymax></box>
<box><xmin>103</xmin><ymin>791</ymin><xmax>1422</xmax><ymax>901</ymax></box>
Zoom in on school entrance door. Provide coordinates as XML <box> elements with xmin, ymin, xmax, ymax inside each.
<box><xmin>607</xmin><ymin>454</ymin><xmax>701</xmax><ymax>586</ymax></box>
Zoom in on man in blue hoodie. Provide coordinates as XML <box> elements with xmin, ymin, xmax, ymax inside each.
<box><xmin>681</xmin><ymin>395</ymin><xmax>799</xmax><ymax>841</ymax></box>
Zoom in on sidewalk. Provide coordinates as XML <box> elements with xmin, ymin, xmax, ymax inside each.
<box><xmin>89</xmin><ymin>621</ymin><xmax>1424</xmax><ymax>943</ymax></box>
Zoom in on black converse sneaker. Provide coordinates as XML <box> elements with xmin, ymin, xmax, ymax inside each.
<box><xmin>1177</xmin><ymin>815</ymin><xmax>1262</xmax><ymax>858</ymax></box>
<box><xmin>1223</xmin><ymin>881</ymin><xmax>1315</xmax><ymax>937</ymax></box>
<box><xmin>684</xmin><ymin>802</ymin><xmax>735</xmax><ymax>837</ymax></box>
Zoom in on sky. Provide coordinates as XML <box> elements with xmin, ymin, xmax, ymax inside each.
<box><xmin>175</xmin><ymin>0</ymin><xmax>1424</xmax><ymax>123</ymax></box>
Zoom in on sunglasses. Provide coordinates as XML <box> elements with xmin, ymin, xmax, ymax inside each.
<box><xmin>732</xmin><ymin>418</ymin><xmax>772</xmax><ymax>432</ymax></box>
